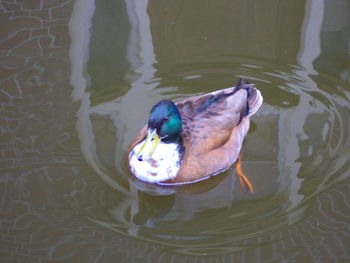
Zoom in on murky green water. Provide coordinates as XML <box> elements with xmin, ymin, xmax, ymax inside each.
<box><xmin>1</xmin><ymin>0</ymin><xmax>349</xmax><ymax>262</ymax></box>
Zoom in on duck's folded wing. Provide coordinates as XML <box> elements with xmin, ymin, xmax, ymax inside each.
<box><xmin>174</xmin><ymin>85</ymin><xmax>262</xmax><ymax>182</ymax></box>
<box><xmin>177</xmin><ymin>86</ymin><xmax>254</xmax><ymax>151</ymax></box>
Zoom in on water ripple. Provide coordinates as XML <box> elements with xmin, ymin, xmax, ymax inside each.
<box><xmin>77</xmin><ymin>59</ymin><xmax>350</xmax><ymax>255</ymax></box>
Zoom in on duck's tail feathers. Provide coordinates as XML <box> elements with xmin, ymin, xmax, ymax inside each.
<box><xmin>235</xmin><ymin>78</ymin><xmax>263</xmax><ymax>117</ymax></box>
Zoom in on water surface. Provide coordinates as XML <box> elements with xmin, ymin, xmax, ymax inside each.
<box><xmin>0</xmin><ymin>0</ymin><xmax>349</xmax><ymax>262</ymax></box>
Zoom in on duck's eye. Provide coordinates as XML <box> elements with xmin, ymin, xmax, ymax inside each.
<box><xmin>163</xmin><ymin>117</ymin><xmax>169</xmax><ymax>122</ymax></box>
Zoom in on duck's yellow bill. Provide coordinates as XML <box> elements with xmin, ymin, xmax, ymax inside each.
<box><xmin>136</xmin><ymin>129</ymin><xmax>160</xmax><ymax>161</ymax></box>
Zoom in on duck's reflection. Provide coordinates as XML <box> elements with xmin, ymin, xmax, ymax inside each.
<box><xmin>132</xmin><ymin>193</ymin><xmax>176</xmax><ymax>228</ymax></box>
<box><xmin>110</xmin><ymin>170</ymin><xmax>250</xmax><ymax>228</ymax></box>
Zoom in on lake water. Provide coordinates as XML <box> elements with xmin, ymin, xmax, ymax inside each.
<box><xmin>1</xmin><ymin>0</ymin><xmax>349</xmax><ymax>262</ymax></box>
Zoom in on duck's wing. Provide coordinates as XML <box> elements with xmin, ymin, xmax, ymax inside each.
<box><xmin>173</xmin><ymin>79</ymin><xmax>263</xmax><ymax>182</ymax></box>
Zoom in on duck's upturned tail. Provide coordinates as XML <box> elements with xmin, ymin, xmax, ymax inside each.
<box><xmin>235</xmin><ymin>78</ymin><xmax>263</xmax><ymax>118</ymax></box>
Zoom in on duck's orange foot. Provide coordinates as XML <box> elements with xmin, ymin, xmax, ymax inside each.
<box><xmin>235</xmin><ymin>155</ymin><xmax>254</xmax><ymax>193</ymax></box>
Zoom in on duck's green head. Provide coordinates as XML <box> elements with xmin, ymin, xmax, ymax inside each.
<box><xmin>136</xmin><ymin>100</ymin><xmax>182</xmax><ymax>161</ymax></box>
<box><xmin>148</xmin><ymin>100</ymin><xmax>182</xmax><ymax>141</ymax></box>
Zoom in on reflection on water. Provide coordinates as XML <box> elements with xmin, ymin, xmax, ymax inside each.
<box><xmin>1</xmin><ymin>0</ymin><xmax>349</xmax><ymax>261</ymax></box>
<box><xmin>81</xmin><ymin>59</ymin><xmax>349</xmax><ymax>254</ymax></box>
<box><xmin>69</xmin><ymin>0</ymin><xmax>350</xmax><ymax>256</ymax></box>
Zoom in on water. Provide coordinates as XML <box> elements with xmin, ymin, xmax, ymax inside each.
<box><xmin>1</xmin><ymin>0</ymin><xmax>349</xmax><ymax>262</ymax></box>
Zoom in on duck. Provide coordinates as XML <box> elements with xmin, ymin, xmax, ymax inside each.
<box><xmin>128</xmin><ymin>79</ymin><xmax>263</xmax><ymax>191</ymax></box>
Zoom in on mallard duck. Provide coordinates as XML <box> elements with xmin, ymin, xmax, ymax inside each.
<box><xmin>128</xmin><ymin>79</ymin><xmax>263</xmax><ymax>190</ymax></box>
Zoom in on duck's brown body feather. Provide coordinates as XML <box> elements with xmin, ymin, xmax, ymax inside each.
<box><xmin>129</xmin><ymin>81</ymin><xmax>263</xmax><ymax>184</ymax></box>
